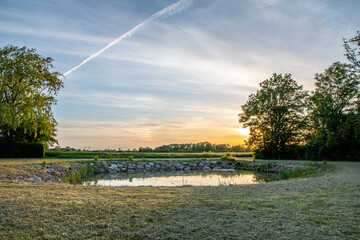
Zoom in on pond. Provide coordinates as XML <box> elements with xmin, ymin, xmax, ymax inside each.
<box><xmin>82</xmin><ymin>170</ymin><xmax>278</xmax><ymax>187</ymax></box>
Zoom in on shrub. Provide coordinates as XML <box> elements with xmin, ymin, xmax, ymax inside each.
<box><xmin>279</xmin><ymin>169</ymin><xmax>292</xmax><ymax>180</ymax></box>
<box><xmin>220</xmin><ymin>153</ymin><xmax>236</xmax><ymax>161</ymax></box>
<box><xmin>279</xmin><ymin>168</ymin><xmax>316</xmax><ymax>180</ymax></box>
<box><xmin>64</xmin><ymin>163</ymin><xmax>96</xmax><ymax>184</ymax></box>
<box><xmin>22</xmin><ymin>143</ymin><xmax>45</xmax><ymax>158</ymax></box>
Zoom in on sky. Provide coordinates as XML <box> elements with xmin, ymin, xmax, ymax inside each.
<box><xmin>1</xmin><ymin>0</ymin><xmax>359</xmax><ymax>150</ymax></box>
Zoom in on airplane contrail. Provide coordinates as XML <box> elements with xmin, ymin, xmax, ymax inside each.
<box><xmin>63</xmin><ymin>0</ymin><xmax>194</xmax><ymax>77</ymax></box>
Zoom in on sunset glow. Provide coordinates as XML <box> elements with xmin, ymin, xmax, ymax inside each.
<box><xmin>236</xmin><ymin>128</ymin><xmax>250</xmax><ymax>136</ymax></box>
<box><xmin>2</xmin><ymin>0</ymin><xmax>358</xmax><ymax>149</ymax></box>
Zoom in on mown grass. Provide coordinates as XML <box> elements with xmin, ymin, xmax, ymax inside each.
<box><xmin>0</xmin><ymin>153</ymin><xmax>253</xmax><ymax>167</ymax></box>
<box><xmin>0</xmin><ymin>161</ymin><xmax>359</xmax><ymax>239</ymax></box>
<box><xmin>0</xmin><ymin>158</ymin><xmax>95</xmax><ymax>166</ymax></box>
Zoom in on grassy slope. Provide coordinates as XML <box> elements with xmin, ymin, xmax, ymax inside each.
<box><xmin>0</xmin><ymin>162</ymin><xmax>359</xmax><ymax>239</ymax></box>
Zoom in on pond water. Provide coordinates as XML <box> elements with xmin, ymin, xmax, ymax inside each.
<box><xmin>82</xmin><ymin>170</ymin><xmax>277</xmax><ymax>187</ymax></box>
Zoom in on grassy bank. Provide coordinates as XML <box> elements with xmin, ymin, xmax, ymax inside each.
<box><xmin>0</xmin><ymin>161</ymin><xmax>359</xmax><ymax>239</ymax></box>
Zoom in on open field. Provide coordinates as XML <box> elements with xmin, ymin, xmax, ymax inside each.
<box><xmin>0</xmin><ymin>157</ymin><xmax>254</xmax><ymax>167</ymax></box>
<box><xmin>0</xmin><ymin>158</ymin><xmax>95</xmax><ymax>166</ymax></box>
<box><xmin>0</xmin><ymin>161</ymin><xmax>359</xmax><ymax>239</ymax></box>
<box><xmin>0</xmin><ymin>152</ymin><xmax>253</xmax><ymax>167</ymax></box>
<box><xmin>45</xmin><ymin>151</ymin><xmax>253</xmax><ymax>159</ymax></box>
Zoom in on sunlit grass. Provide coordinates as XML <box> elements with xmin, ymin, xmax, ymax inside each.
<box><xmin>0</xmin><ymin>152</ymin><xmax>254</xmax><ymax>166</ymax></box>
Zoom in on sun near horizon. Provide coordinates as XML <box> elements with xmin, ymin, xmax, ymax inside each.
<box><xmin>3</xmin><ymin>0</ymin><xmax>357</xmax><ymax>150</ymax></box>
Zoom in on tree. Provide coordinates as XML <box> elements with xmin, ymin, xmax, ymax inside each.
<box><xmin>308</xmin><ymin>62</ymin><xmax>360</xmax><ymax>160</ymax></box>
<box><xmin>0</xmin><ymin>45</ymin><xmax>63</xmax><ymax>149</ymax></box>
<box><xmin>239</xmin><ymin>73</ymin><xmax>309</xmax><ymax>159</ymax></box>
<box><xmin>344</xmin><ymin>31</ymin><xmax>360</xmax><ymax>71</ymax></box>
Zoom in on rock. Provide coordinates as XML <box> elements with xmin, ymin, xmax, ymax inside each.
<box><xmin>61</xmin><ymin>164</ymin><xmax>70</xmax><ymax>169</ymax></box>
<box><xmin>46</xmin><ymin>168</ymin><xmax>56</xmax><ymax>175</ymax></box>
<box><xmin>29</xmin><ymin>177</ymin><xmax>41</xmax><ymax>183</ymax></box>
<box><xmin>109</xmin><ymin>164</ymin><xmax>118</xmax><ymax>169</ymax></box>
<box><xmin>7</xmin><ymin>174</ymin><xmax>16</xmax><ymax>180</ymax></box>
<box><xmin>174</xmin><ymin>162</ymin><xmax>182</xmax><ymax>169</ymax></box>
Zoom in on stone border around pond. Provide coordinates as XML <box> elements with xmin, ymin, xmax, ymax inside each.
<box><xmin>91</xmin><ymin>160</ymin><xmax>308</xmax><ymax>174</ymax></box>
<box><xmin>0</xmin><ymin>160</ymin><xmax>323</xmax><ymax>184</ymax></box>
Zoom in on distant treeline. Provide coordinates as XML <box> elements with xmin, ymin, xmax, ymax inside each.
<box><xmin>139</xmin><ymin>142</ymin><xmax>251</xmax><ymax>153</ymax></box>
<box><xmin>49</xmin><ymin>142</ymin><xmax>251</xmax><ymax>153</ymax></box>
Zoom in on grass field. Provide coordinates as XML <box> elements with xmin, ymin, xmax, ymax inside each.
<box><xmin>0</xmin><ymin>161</ymin><xmax>359</xmax><ymax>239</ymax></box>
<box><xmin>45</xmin><ymin>151</ymin><xmax>253</xmax><ymax>159</ymax></box>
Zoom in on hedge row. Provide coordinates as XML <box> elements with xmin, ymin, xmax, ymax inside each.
<box><xmin>0</xmin><ymin>142</ymin><xmax>45</xmax><ymax>158</ymax></box>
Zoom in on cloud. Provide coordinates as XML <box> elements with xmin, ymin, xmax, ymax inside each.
<box><xmin>0</xmin><ymin>24</ymin><xmax>113</xmax><ymax>44</ymax></box>
<box><xmin>3</xmin><ymin>0</ymin><xmax>359</xmax><ymax>149</ymax></box>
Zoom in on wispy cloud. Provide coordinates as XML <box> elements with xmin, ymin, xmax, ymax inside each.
<box><xmin>63</xmin><ymin>0</ymin><xmax>194</xmax><ymax>76</ymax></box>
<box><xmin>0</xmin><ymin>24</ymin><xmax>113</xmax><ymax>45</ymax></box>
<box><xmin>2</xmin><ymin>0</ymin><xmax>359</xmax><ymax>149</ymax></box>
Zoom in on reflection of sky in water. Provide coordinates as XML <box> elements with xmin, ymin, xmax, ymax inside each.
<box><xmin>83</xmin><ymin>171</ymin><xmax>273</xmax><ymax>187</ymax></box>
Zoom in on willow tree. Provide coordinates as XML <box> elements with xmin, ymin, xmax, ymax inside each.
<box><xmin>239</xmin><ymin>73</ymin><xmax>309</xmax><ymax>159</ymax></box>
<box><xmin>0</xmin><ymin>45</ymin><xmax>63</xmax><ymax>148</ymax></box>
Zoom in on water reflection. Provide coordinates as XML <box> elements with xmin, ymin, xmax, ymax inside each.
<box><xmin>82</xmin><ymin>170</ymin><xmax>277</xmax><ymax>187</ymax></box>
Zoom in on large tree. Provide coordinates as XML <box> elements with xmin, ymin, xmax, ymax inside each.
<box><xmin>0</xmin><ymin>45</ymin><xmax>63</xmax><ymax>148</ymax></box>
<box><xmin>239</xmin><ymin>73</ymin><xmax>309</xmax><ymax>159</ymax></box>
<box><xmin>308</xmin><ymin>62</ymin><xmax>360</xmax><ymax>160</ymax></box>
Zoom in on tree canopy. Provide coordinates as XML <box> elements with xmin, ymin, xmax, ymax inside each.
<box><xmin>308</xmin><ymin>62</ymin><xmax>360</xmax><ymax>160</ymax></box>
<box><xmin>0</xmin><ymin>45</ymin><xmax>63</xmax><ymax>149</ymax></box>
<box><xmin>240</xmin><ymin>31</ymin><xmax>360</xmax><ymax>160</ymax></box>
<box><xmin>239</xmin><ymin>73</ymin><xmax>308</xmax><ymax>159</ymax></box>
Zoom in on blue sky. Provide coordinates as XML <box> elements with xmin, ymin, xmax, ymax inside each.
<box><xmin>1</xmin><ymin>0</ymin><xmax>359</xmax><ymax>150</ymax></box>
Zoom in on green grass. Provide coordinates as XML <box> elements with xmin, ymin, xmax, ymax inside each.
<box><xmin>0</xmin><ymin>161</ymin><xmax>359</xmax><ymax>239</ymax></box>
<box><xmin>0</xmin><ymin>158</ymin><xmax>96</xmax><ymax>166</ymax></box>
<box><xmin>45</xmin><ymin>151</ymin><xmax>253</xmax><ymax>159</ymax></box>
<box><xmin>0</xmin><ymin>152</ymin><xmax>253</xmax><ymax>166</ymax></box>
